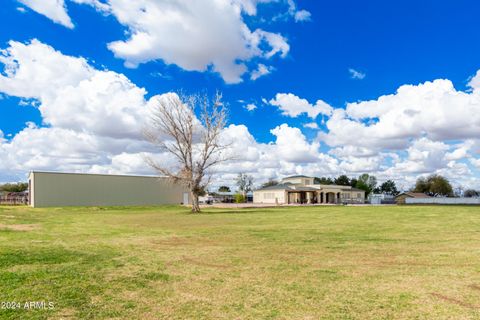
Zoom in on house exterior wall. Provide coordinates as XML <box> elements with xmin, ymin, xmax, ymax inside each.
<box><xmin>288</xmin><ymin>192</ymin><xmax>300</xmax><ymax>204</ymax></box>
<box><xmin>340</xmin><ymin>191</ymin><xmax>365</xmax><ymax>203</ymax></box>
<box><xmin>282</xmin><ymin>177</ymin><xmax>302</xmax><ymax>184</ymax></box>
<box><xmin>283</xmin><ymin>177</ymin><xmax>314</xmax><ymax>185</ymax></box>
<box><xmin>29</xmin><ymin>172</ymin><xmax>189</xmax><ymax>208</ymax></box>
<box><xmin>253</xmin><ymin>190</ymin><xmax>286</xmax><ymax>204</ymax></box>
<box><xmin>253</xmin><ymin>184</ymin><xmax>366</xmax><ymax>204</ymax></box>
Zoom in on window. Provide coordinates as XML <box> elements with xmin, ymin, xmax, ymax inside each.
<box><xmin>264</xmin><ymin>193</ymin><xmax>275</xmax><ymax>199</ymax></box>
<box><xmin>357</xmin><ymin>193</ymin><xmax>361</xmax><ymax>198</ymax></box>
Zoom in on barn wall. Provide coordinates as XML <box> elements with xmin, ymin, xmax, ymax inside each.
<box><xmin>30</xmin><ymin>172</ymin><xmax>188</xmax><ymax>208</ymax></box>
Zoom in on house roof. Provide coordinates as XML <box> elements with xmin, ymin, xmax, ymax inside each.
<box><xmin>396</xmin><ymin>192</ymin><xmax>431</xmax><ymax>198</ymax></box>
<box><xmin>256</xmin><ymin>183</ymin><xmax>294</xmax><ymax>191</ymax></box>
<box><xmin>291</xmin><ymin>186</ymin><xmax>318</xmax><ymax>192</ymax></box>
<box><xmin>342</xmin><ymin>187</ymin><xmax>364</xmax><ymax>192</ymax></box>
<box><xmin>283</xmin><ymin>175</ymin><xmax>311</xmax><ymax>179</ymax></box>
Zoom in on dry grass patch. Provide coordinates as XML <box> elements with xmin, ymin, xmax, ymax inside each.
<box><xmin>0</xmin><ymin>223</ymin><xmax>39</xmax><ymax>231</ymax></box>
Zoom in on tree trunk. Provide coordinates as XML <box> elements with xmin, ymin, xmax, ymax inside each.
<box><xmin>191</xmin><ymin>192</ymin><xmax>201</xmax><ymax>213</ymax></box>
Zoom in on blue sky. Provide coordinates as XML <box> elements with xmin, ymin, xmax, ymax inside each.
<box><xmin>1</xmin><ymin>0</ymin><xmax>480</xmax><ymax>189</ymax></box>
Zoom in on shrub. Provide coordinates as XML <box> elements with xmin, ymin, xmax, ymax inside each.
<box><xmin>235</xmin><ymin>193</ymin><xmax>246</xmax><ymax>203</ymax></box>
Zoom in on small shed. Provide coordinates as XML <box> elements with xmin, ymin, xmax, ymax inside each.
<box><xmin>395</xmin><ymin>192</ymin><xmax>431</xmax><ymax>205</ymax></box>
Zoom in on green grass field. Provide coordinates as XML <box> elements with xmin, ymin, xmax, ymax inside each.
<box><xmin>1</xmin><ymin>205</ymin><xmax>480</xmax><ymax>319</ymax></box>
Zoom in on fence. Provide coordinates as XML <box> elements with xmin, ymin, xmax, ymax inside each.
<box><xmin>406</xmin><ymin>197</ymin><xmax>480</xmax><ymax>205</ymax></box>
<box><xmin>0</xmin><ymin>195</ymin><xmax>28</xmax><ymax>206</ymax></box>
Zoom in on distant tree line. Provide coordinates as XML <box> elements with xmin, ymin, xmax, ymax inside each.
<box><xmin>314</xmin><ymin>174</ymin><xmax>398</xmax><ymax>197</ymax></box>
<box><xmin>0</xmin><ymin>182</ymin><xmax>28</xmax><ymax>193</ymax></box>
<box><xmin>313</xmin><ymin>173</ymin><xmax>479</xmax><ymax>198</ymax></box>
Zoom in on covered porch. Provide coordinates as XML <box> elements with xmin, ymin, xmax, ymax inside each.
<box><xmin>286</xmin><ymin>190</ymin><xmax>341</xmax><ymax>204</ymax></box>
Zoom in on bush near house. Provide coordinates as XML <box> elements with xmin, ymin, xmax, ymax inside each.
<box><xmin>234</xmin><ymin>193</ymin><xmax>246</xmax><ymax>203</ymax></box>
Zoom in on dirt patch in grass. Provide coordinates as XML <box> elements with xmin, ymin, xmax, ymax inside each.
<box><xmin>430</xmin><ymin>293</ymin><xmax>478</xmax><ymax>309</ymax></box>
<box><xmin>469</xmin><ymin>284</ymin><xmax>480</xmax><ymax>291</ymax></box>
<box><xmin>0</xmin><ymin>223</ymin><xmax>39</xmax><ymax>231</ymax></box>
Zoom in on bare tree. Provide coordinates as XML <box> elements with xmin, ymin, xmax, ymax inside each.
<box><xmin>145</xmin><ymin>93</ymin><xmax>229</xmax><ymax>213</ymax></box>
<box><xmin>236</xmin><ymin>173</ymin><xmax>253</xmax><ymax>199</ymax></box>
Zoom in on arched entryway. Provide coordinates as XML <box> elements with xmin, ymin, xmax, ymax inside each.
<box><xmin>326</xmin><ymin>192</ymin><xmax>336</xmax><ymax>204</ymax></box>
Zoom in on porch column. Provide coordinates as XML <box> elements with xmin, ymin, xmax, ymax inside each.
<box><xmin>307</xmin><ymin>192</ymin><xmax>313</xmax><ymax>204</ymax></box>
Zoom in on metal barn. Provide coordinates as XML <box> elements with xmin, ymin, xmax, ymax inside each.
<box><xmin>28</xmin><ymin>171</ymin><xmax>189</xmax><ymax>208</ymax></box>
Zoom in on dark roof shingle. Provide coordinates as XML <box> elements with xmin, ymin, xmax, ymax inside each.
<box><xmin>396</xmin><ymin>192</ymin><xmax>431</xmax><ymax>198</ymax></box>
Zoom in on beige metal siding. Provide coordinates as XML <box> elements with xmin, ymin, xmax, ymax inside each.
<box><xmin>30</xmin><ymin>172</ymin><xmax>188</xmax><ymax>208</ymax></box>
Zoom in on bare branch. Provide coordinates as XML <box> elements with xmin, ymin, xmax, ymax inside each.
<box><xmin>144</xmin><ymin>92</ymin><xmax>230</xmax><ymax>213</ymax></box>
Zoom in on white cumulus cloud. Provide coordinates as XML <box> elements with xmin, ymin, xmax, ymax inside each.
<box><xmin>269</xmin><ymin>93</ymin><xmax>333</xmax><ymax>119</ymax></box>
<box><xmin>17</xmin><ymin>0</ymin><xmax>308</xmax><ymax>83</ymax></box>
<box><xmin>0</xmin><ymin>40</ymin><xmax>342</xmax><ymax>187</ymax></box>
<box><xmin>75</xmin><ymin>0</ymin><xmax>291</xmax><ymax>83</ymax></box>
<box><xmin>303</xmin><ymin>122</ymin><xmax>319</xmax><ymax>129</ymax></box>
<box><xmin>0</xmin><ymin>39</ymin><xmax>148</xmax><ymax>139</ymax></box>
<box><xmin>2</xmin><ymin>39</ymin><xmax>480</xmax><ymax>190</ymax></box>
<box><xmin>18</xmin><ymin>0</ymin><xmax>74</xmax><ymax>28</ymax></box>
<box><xmin>294</xmin><ymin>10</ymin><xmax>311</xmax><ymax>22</ymax></box>
<box><xmin>321</xmin><ymin>79</ymin><xmax>480</xmax><ymax>149</ymax></box>
<box><xmin>250</xmin><ymin>64</ymin><xmax>273</xmax><ymax>80</ymax></box>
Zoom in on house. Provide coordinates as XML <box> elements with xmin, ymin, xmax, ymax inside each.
<box><xmin>395</xmin><ymin>192</ymin><xmax>431</xmax><ymax>205</ymax></box>
<box><xmin>28</xmin><ymin>171</ymin><xmax>189</xmax><ymax>208</ymax></box>
<box><xmin>253</xmin><ymin>175</ymin><xmax>365</xmax><ymax>204</ymax></box>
